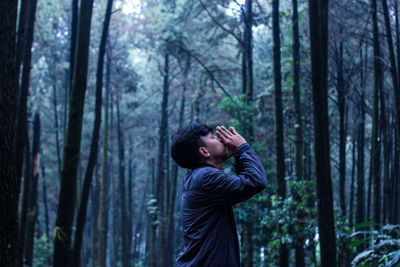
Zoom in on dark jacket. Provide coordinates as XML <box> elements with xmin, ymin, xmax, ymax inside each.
<box><xmin>176</xmin><ymin>143</ymin><xmax>266</xmax><ymax>267</ymax></box>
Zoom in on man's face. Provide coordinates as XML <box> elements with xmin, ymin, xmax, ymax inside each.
<box><xmin>200</xmin><ymin>131</ymin><xmax>227</xmax><ymax>161</ymax></box>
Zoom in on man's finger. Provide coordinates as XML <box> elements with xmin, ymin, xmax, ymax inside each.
<box><xmin>229</xmin><ymin>126</ymin><xmax>238</xmax><ymax>135</ymax></box>
<box><xmin>220</xmin><ymin>126</ymin><xmax>232</xmax><ymax>136</ymax></box>
<box><xmin>216</xmin><ymin>130</ymin><xmax>228</xmax><ymax>143</ymax></box>
<box><xmin>217</xmin><ymin>128</ymin><xmax>229</xmax><ymax>139</ymax></box>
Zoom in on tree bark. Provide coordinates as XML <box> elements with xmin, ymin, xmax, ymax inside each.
<box><xmin>51</xmin><ymin>66</ymin><xmax>62</xmax><ymax>174</ymax></box>
<box><xmin>291</xmin><ymin>0</ymin><xmax>305</xmax><ymax>265</ymax></box>
<box><xmin>356</xmin><ymin>45</ymin><xmax>366</xmax><ymax>231</ymax></box>
<box><xmin>148</xmin><ymin>157</ymin><xmax>157</xmax><ymax>267</ymax></box>
<box><xmin>156</xmin><ymin>52</ymin><xmax>170</xmax><ymax>267</ymax></box>
<box><xmin>52</xmin><ymin>0</ymin><xmax>94</xmax><ymax>265</ymax></box>
<box><xmin>14</xmin><ymin>0</ymin><xmax>31</xmax><ymax>187</ymax></box>
<box><xmin>349</xmin><ymin>137</ymin><xmax>356</xmax><ymax>228</ymax></box>
<box><xmin>244</xmin><ymin>0</ymin><xmax>254</xmax><ymax>139</ymax></box>
<box><xmin>112</xmin><ymin>158</ymin><xmax>119</xmax><ymax>267</ymax></box>
<box><xmin>272</xmin><ymin>0</ymin><xmax>288</xmax><ymax>266</ymax></box>
<box><xmin>24</xmin><ymin>113</ymin><xmax>40</xmax><ymax>266</ymax></box>
<box><xmin>97</xmin><ymin>51</ymin><xmax>111</xmax><ymax>267</ymax></box>
<box><xmin>0</xmin><ymin>2</ymin><xmax>19</xmax><ymax>265</ymax></box>
<box><xmin>336</xmin><ymin>40</ymin><xmax>347</xmax><ymax>219</ymax></box>
<box><xmin>371</xmin><ymin>0</ymin><xmax>382</xmax><ymax>230</ymax></box>
<box><xmin>16</xmin><ymin>4</ymin><xmax>38</xmax><ymax>258</ymax></box>
<box><xmin>166</xmin><ymin>74</ymin><xmax>187</xmax><ymax>266</ymax></box>
<box><xmin>15</xmin><ymin>0</ymin><xmax>30</xmax><ymax>91</ymax></box>
<box><xmin>116</xmin><ymin>95</ymin><xmax>131</xmax><ymax>267</ymax></box>
<box><xmin>308</xmin><ymin>0</ymin><xmax>337</xmax><ymax>265</ymax></box>
<box><xmin>381</xmin><ymin>0</ymin><xmax>395</xmax><ymax>224</ymax></box>
<box><xmin>71</xmin><ymin>0</ymin><xmax>113</xmax><ymax>265</ymax></box>
<box><xmin>69</xmin><ymin>0</ymin><xmax>79</xmax><ymax>86</ymax></box>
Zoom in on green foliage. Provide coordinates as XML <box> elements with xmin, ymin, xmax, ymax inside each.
<box><xmin>33</xmin><ymin>235</ymin><xmax>52</xmax><ymax>267</ymax></box>
<box><xmin>261</xmin><ymin>178</ymin><xmax>317</xmax><ymax>265</ymax></box>
<box><xmin>219</xmin><ymin>95</ymin><xmax>253</xmax><ymax>140</ymax></box>
<box><xmin>351</xmin><ymin>225</ymin><xmax>400</xmax><ymax>266</ymax></box>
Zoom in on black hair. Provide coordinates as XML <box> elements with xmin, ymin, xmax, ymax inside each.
<box><xmin>170</xmin><ymin>123</ymin><xmax>213</xmax><ymax>169</ymax></box>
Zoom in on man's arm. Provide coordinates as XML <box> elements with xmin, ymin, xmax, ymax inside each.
<box><xmin>200</xmin><ymin>127</ymin><xmax>266</xmax><ymax>205</ymax></box>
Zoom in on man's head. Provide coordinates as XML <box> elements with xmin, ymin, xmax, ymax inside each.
<box><xmin>171</xmin><ymin>123</ymin><xmax>226</xmax><ymax>169</ymax></box>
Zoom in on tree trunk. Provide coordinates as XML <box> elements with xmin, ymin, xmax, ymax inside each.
<box><xmin>381</xmin><ymin>0</ymin><xmax>395</xmax><ymax>224</ymax></box>
<box><xmin>97</xmin><ymin>51</ymin><xmax>111</xmax><ymax>267</ymax></box>
<box><xmin>244</xmin><ymin>0</ymin><xmax>254</xmax><ymax>139</ymax></box>
<box><xmin>148</xmin><ymin>157</ymin><xmax>157</xmax><ymax>267</ymax></box>
<box><xmin>371</xmin><ymin>0</ymin><xmax>382</xmax><ymax>230</ymax></box>
<box><xmin>356</xmin><ymin>45</ymin><xmax>366</xmax><ymax>231</ymax></box>
<box><xmin>17</xmin><ymin>0</ymin><xmax>38</xmax><ymax>262</ymax></box>
<box><xmin>272</xmin><ymin>0</ymin><xmax>288</xmax><ymax>266</ymax></box>
<box><xmin>291</xmin><ymin>0</ymin><xmax>305</xmax><ymax>265</ymax></box>
<box><xmin>52</xmin><ymin>0</ymin><xmax>94</xmax><ymax>265</ymax></box>
<box><xmin>349</xmin><ymin>137</ymin><xmax>356</xmax><ymax>228</ymax></box>
<box><xmin>51</xmin><ymin>67</ymin><xmax>62</xmax><ymax>174</ymax></box>
<box><xmin>15</xmin><ymin>0</ymin><xmax>30</xmax><ymax>91</ymax></box>
<box><xmin>40</xmin><ymin>164</ymin><xmax>52</xmax><ymax>265</ymax></box>
<box><xmin>69</xmin><ymin>0</ymin><xmax>79</xmax><ymax>86</ymax></box>
<box><xmin>116</xmin><ymin>94</ymin><xmax>131</xmax><ymax>267</ymax></box>
<box><xmin>15</xmin><ymin>0</ymin><xmax>31</xmax><ymax>187</ymax></box>
<box><xmin>128</xmin><ymin>136</ymin><xmax>135</xmax><ymax>263</ymax></box>
<box><xmin>134</xmin><ymin>164</ymin><xmax>151</xmax><ymax>263</ymax></box>
<box><xmin>308</xmin><ymin>0</ymin><xmax>337</xmax><ymax>265</ymax></box>
<box><xmin>166</xmin><ymin>78</ymin><xmax>187</xmax><ymax>266</ymax></box>
<box><xmin>381</xmin><ymin>0</ymin><xmax>400</xmax><ymax>155</ymax></box>
<box><xmin>71</xmin><ymin>0</ymin><xmax>113</xmax><ymax>265</ymax></box>
<box><xmin>156</xmin><ymin>52</ymin><xmax>169</xmax><ymax>267</ymax></box>
<box><xmin>24</xmin><ymin>113</ymin><xmax>40</xmax><ymax>266</ymax></box>
<box><xmin>336</xmin><ymin>40</ymin><xmax>347</xmax><ymax>219</ymax></box>
<box><xmin>0</xmin><ymin>2</ymin><xmax>18</xmax><ymax>265</ymax></box>
<box><xmin>393</xmin><ymin>127</ymin><xmax>400</xmax><ymax>223</ymax></box>
<box><xmin>91</xmin><ymin>169</ymin><xmax>100</xmax><ymax>267</ymax></box>
<box><xmin>19</xmin><ymin>132</ymin><xmax>31</xmax><ymax>267</ymax></box>
<box><xmin>112</xmin><ymin>159</ymin><xmax>119</xmax><ymax>267</ymax></box>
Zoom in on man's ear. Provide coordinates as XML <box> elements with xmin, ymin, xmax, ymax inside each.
<box><xmin>199</xmin><ymin>146</ymin><xmax>210</xmax><ymax>158</ymax></box>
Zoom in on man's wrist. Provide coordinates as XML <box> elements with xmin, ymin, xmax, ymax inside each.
<box><xmin>235</xmin><ymin>143</ymin><xmax>250</xmax><ymax>156</ymax></box>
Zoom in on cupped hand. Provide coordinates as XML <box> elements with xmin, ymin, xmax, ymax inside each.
<box><xmin>216</xmin><ymin>126</ymin><xmax>247</xmax><ymax>158</ymax></box>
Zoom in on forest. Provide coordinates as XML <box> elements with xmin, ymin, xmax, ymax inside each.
<box><xmin>2</xmin><ymin>0</ymin><xmax>400</xmax><ymax>266</ymax></box>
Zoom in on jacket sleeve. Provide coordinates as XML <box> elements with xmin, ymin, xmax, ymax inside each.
<box><xmin>201</xmin><ymin>143</ymin><xmax>266</xmax><ymax>206</ymax></box>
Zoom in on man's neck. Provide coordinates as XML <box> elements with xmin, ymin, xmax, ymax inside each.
<box><xmin>202</xmin><ymin>160</ymin><xmax>222</xmax><ymax>170</ymax></box>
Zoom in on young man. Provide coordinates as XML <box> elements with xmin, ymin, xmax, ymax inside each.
<box><xmin>171</xmin><ymin>123</ymin><xmax>266</xmax><ymax>266</ymax></box>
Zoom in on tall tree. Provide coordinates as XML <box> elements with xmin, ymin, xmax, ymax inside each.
<box><xmin>272</xmin><ymin>0</ymin><xmax>288</xmax><ymax>266</ymax></box>
<box><xmin>97</xmin><ymin>50</ymin><xmax>111</xmax><ymax>267</ymax></box>
<box><xmin>243</xmin><ymin>0</ymin><xmax>254</xmax><ymax>139</ymax></box>
<box><xmin>0</xmin><ymin>0</ymin><xmax>18</xmax><ymax>266</ymax></box>
<box><xmin>371</xmin><ymin>0</ymin><xmax>382</xmax><ymax>229</ymax></box>
<box><xmin>116</xmin><ymin>95</ymin><xmax>130</xmax><ymax>267</ymax></box>
<box><xmin>52</xmin><ymin>0</ymin><xmax>94</xmax><ymax>265</ymax></box>
<box><xmin>308</xmin><ymin>0</ymin><xmax>337</xmax><ymax>265</ymax></box>
<box><xmin>381</xmin><ymin>0</ymin><xmax>396</xmax><ymax>224</ymax></box>
<box><xmin>156</xmin><ymin>51</ymin><xmax>170</xmax><ymax>267</ymax></box>
<box><xmin>356</xmin><ymin>44</ymin><xmax>366</xmax><ymax>230</ymax></box>
<box><xmin>17</xmin><ymin>0</ymin><xmax>38</xmax><ymax>264</ymax></box>
<box><xmin>24</xmin><ymin>113</ymin><xmax>41</xmax><ymax>267</ymax></box>
<box><xmin>166</xmin><ymin>61</ymin><xmax>188</xmax><ymax>266</ymax></box>
<box><xmin>14</xmin><ymin>0</ymin><xmax>31</xmax><ymax>188</ymax></box>
<box><xmin>71</xmin><ymin>0</ymin><xmax>114</xmax><ymax>265</ymax></box>
<box><xmin>291</xmin><ymin>0</ymin><xmax>305</xmax><ymax>265</ymax></box>
<box><xmin>336</xmin><ymin>39</ymin><xmax>347</xmax><ymax>219</ymax></box>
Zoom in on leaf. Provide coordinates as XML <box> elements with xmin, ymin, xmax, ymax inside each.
<box><xmin>387</xmin><ymin>250</ymin><xmax>400</xmax><ymax>266</ymax></box>
<box><xmin>349</xmin><ymin>230</ymin><xmax>379</xmax><ymax>238</ymax></box>
<box><xmin>356</xmin><ymin>222</ymin><xmax>375</xmax><ymax>229</ymax></box>
<box><xmin>348</xmin><ymin>239</ymin><xmax>366</xmax><ymax>248</ymax></box>
<box><xmin>375</xmin><ymin>239</ymin><xmax>400</xmax><ymax>251</ymax></box>
<box><xmin>352</xmin><ymin>250</ymin><xmax>375</xmax><ymax>266</ymax></box>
